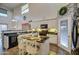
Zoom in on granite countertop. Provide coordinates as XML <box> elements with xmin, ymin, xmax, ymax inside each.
<box><xmin>18</xmin><ymin>34</ymin><xmax>49</xmax><ymax>43</ymax></box>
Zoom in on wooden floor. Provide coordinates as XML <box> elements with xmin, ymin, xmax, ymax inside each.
<box><xmin>0</xmin><ymin>39</ymin><xmax>69</xmax><ymax>55</ymax></box>
<box><xmin>49</xmin><ymin>44</ymin><xmax>69</xmax><ymax>55</ymax></box>
<box><xmin>0</xmin><ymin>45</ymin><xmax>70</xmax><ymax>55</ymax></box>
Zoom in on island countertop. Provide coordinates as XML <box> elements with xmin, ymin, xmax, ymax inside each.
<box><xmin>18</xmin><ymin>34</ymin><xmax>49</xmax><ymax>43</ymax></box>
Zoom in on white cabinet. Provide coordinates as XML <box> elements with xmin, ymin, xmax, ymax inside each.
<box><xmin>48</xmin><ymin>34</ymin><xmax>57</xmax><ymax>44</ymax></box>
<box><xmin>4</xmin><ymin>36</ymin><xmax>9</xmax><ymax>49</ymax></box>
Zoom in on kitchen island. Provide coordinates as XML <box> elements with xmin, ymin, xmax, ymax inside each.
<box><xmin>18</xmin><ymin>34</ymin><xmax>49</xmax><ymax>55</ymax></box>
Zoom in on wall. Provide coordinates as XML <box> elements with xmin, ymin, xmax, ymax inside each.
<box><xmin>0</xmin><ymin>4</ymin><xmax>13</xmax><ymax>30</ymax></box>
<box><xmin>13</xmin><ymin>3</ymin><xmax>68</xmax><ymax>30</ymax></box>
<box><xmin>30</xmin><ymin>19</ymin><xmax>57</xmax><ymax>29</ymax></box>
<box><xmin>29</xmin><ymin>3</ymin><xmax>68</xmax><ymax>29</ymax></box>
<box><xmin>29</xmin><ymin>3</ymin><xmax>68</xmax><ymax>21</ymax></box>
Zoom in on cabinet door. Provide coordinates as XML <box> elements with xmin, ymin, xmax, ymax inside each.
<box><xmin>49</xmin><ymin>35</ymin><xmax>57</xmax><ymax>44</ymax></box>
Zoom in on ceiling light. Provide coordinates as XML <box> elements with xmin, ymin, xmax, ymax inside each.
<box><xmin>11</xmin><ymin>19</ymin><xmax>17</xmax><ymax>22</ymax></box>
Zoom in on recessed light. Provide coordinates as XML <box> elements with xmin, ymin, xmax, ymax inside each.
<box><xmin>11</xmin><ymin>19</ymin><xmax>17</xmax><ymax>22</ymax></box>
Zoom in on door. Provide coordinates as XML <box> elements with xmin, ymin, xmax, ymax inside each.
<box><xmin>60</xmin><ymin>20</ymin><xmax>68</xmax><ymax>47</ymax></box>
<box><xmin>58</xmin><ymin>16</ymin><xmax>72</xmax><ymax>53</ymax></box>
<box><xmin>58</xmin><ymin>17</ymin><xmax>70</xmax><ymax>52</ymax></box>
<box><xmin>59</xmin><ymin>19</ymin><xmax>69</xmax><ymax>52</ymax></box>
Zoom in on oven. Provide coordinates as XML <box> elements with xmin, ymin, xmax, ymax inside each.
<box><xmin>3</xmin><ymin>33</ymin><xmax>18</xmax><ymax>49</ymax></box>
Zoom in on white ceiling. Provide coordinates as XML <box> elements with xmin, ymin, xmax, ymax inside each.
<box><xmin>0</xmin><ymin>3</ymin><xmax>23</xmax><ymax>10</ymax></box>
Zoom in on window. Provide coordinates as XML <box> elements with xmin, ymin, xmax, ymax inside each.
<box><xmin>0</xmin><ymin>8</ymin><xmax>8</xmax><ymax>17</ymax></box>
<box><xmin>21</xmin><ymin>4</ymin><xmax>29</xmax><ymax>15</ymax></box>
